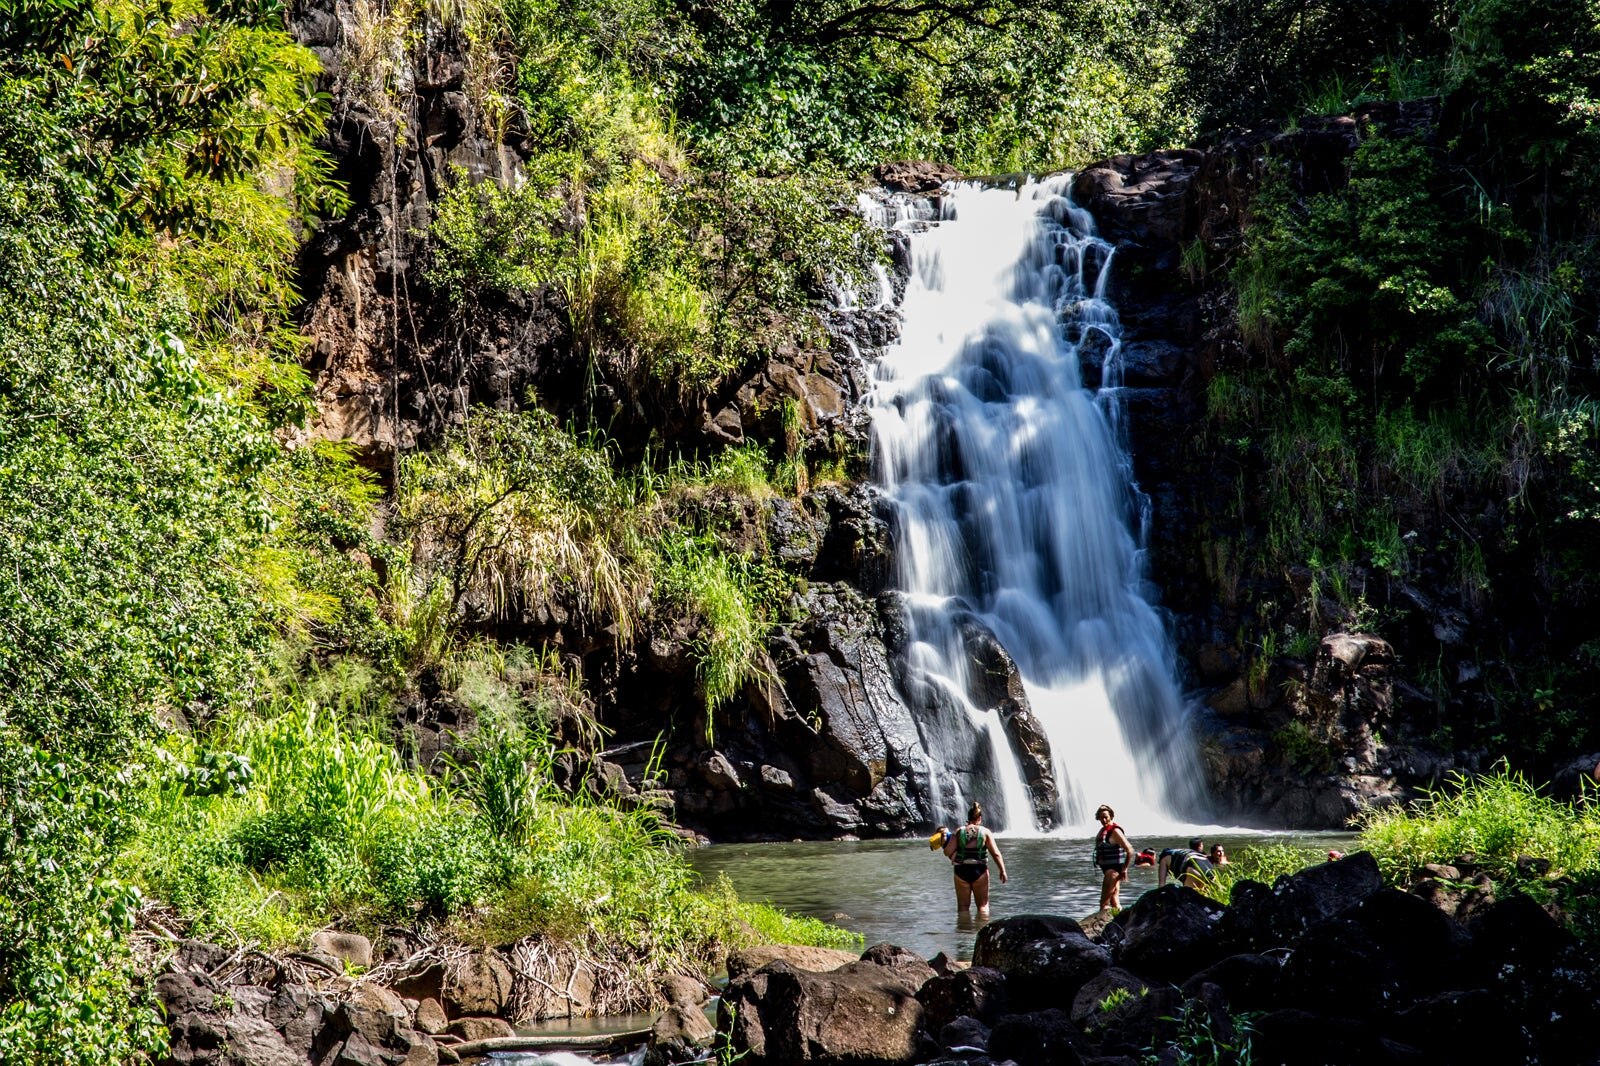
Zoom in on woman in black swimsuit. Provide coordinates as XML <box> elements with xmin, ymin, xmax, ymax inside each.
<box><xmin>942</xmin><ymin>802</ymin><xmax>1008</xmax><ymax>917</ymax></box>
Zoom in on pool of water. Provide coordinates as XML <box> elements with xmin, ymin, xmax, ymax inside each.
<box><xmin>689</xmin><ymin>831</ymin><xmax>1356</xmax><ymax>963</ymax></box>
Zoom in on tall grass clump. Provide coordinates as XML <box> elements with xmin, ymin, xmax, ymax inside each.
<box><xmin>398</xmin><ymin>408</ymin><xmax>650</xmax><ymax>640</ymax></box>
<box><xmin>653</xmin><ymin>534</ymin><xmax>778</xmax><ymax>715</ymax></box>
<box><xmin>448</xmin><ymin>723</ymin><xmax>555</xmax><ymax>847</ymax></box>
<box><xmin>1197</xmin><ymin>843</ymin><xmax>1328</xmax><ymax>905</ymax></box>
<box><xmin>1356</xmin><ymin>766</ymin><xmax>1600</xmax><ymax>883</ymax></box>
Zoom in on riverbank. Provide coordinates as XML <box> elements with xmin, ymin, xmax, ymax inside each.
<box><xmin>715</xmin><ymin>851</ymin><xmax>1600</xmax><ymax>1065</ymax></box>
<box><xmin>689</xmin><ymin>831</ymin><xmax>1356</xmax><ymax>961</ymax></box>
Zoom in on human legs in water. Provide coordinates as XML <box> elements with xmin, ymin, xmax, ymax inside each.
<box><xmin>1098</xmin><ymin>865</ymin><xmax>1126</xmax><ymax>912</ymax></box>
<box><xmin>953</xmin><ymin>864</ymin><xmax>990</xmax><ymax>916</ymax></box>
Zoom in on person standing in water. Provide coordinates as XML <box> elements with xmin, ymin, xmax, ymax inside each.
<box><xmin>1092</xmin><ymin>804</ymin><xmax>1133</xmax><ymax>912</ymax></box>
<box><xmin>943</xmin><ymin>802</ymin><xmax>1008</xmax><ymax>917</ymax></box>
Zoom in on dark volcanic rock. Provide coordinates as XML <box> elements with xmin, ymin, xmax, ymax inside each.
<box><xmin>961</xmin><ymin>620</ymin><xmax>1058</xmax><ymax>829</ymax></box>
<box><xmin>987</xmin><ymin>1009</ymin><xmax>1087</xmax><ymax>1066</ymax></box>
<box><xmin>874</xmin><ymin>160</ymin><xmax>961</xmax><ymax>193</ymax></box>
<box><xmin>917</xmin><ymin>966</ymin><xmax>1009</xmax><ymax>1031</ymax></box>
<box><xmin>972</xmin><ymin>915</ymin><xmax>1111</xmax><ymax>1011</ymax></box>
<box><xmin>1279</xmin><ymin>889</ymin><xmax>1473</xmax><ymax>1019</ymax></box>
<box><xmin>1179</xmin><ymin>953</ymin><xmax>1286</xmax><ymax>1014</ymax></box>
<box><xmin>1235</xmin><ymin>851</ymin><xmax>1385</xmax><ymax>949</ymax></box>
<box><xmin>1110</xmin><ymin>885</ymin><xmax>1227</xmax><ymax>982</ymax></box>
<box><xmin>1252</xmin><ymin>1008</ymin><xmax>1425</xmax><ymax>1066</ymax></box>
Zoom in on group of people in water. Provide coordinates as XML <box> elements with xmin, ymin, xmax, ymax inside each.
<box><xmin>931</xmin><ymin>801</ymin><xmax>1232</xmax><ymax>917</ymax></box>
<box><xmin>1092</xmin><ymin>804</ymin><xmax>1227</xmax><ymax>911</ymax></box>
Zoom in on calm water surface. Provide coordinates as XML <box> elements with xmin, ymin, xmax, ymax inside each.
<box><xmin>689</xmin><ymin>832</ymin><xmax>1356</xmax><ymax>963</ymax></box>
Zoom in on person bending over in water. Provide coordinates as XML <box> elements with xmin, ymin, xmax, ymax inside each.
<box><xmin>943</xmin><ymin>802</ymin><xmax>1008</xmax><ymax>917</ymax></box>
<box><xmin>1092</xmin><ymin>804</ymin><xmax>1133</xmax><ymax>912</ymax></box>
<box><xmin>1158</xmin><ymin>838</ymin><xmax>1215</xmax><ymax>889</ymax></box>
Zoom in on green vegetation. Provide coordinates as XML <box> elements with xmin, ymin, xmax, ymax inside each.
<box><xmin>1197</xmin><ymin>0</ymin><xmax>1600</xmax><ymax>764</ymax></box>
<box><xmin>1197</xmin><ymin>843</ymin><xmax>1329</xmax><ymax>905</ymax></box>
<box><xmin>1352</xmin><ymin>767</ymin><xmax>1600</xmax><ymax>947</ymax></box>
<box><xmin>8</xmin><ymin>0</ymin><xmax>1600</xmax><ymax>1052</ymax></box>
<box><xmin>1142</xmin><ymin>999</ymin><xmax>1258</xmax><ymax>1066</ymax></box>
<box><xmin>1356</xmin><ymin>766</ymin><xmax>1600</xmax><ymax>884</ymax></box>
<box><xmin>121</xmin><ymin>697</ymin><xmax>859</xmax><ymax>985</ymax></box>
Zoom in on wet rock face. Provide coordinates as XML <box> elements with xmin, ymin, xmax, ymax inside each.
<box><xmin>961</xmin><ymin>622</ymin><xmax>1058</xmax><ymax>830</ymax></box>
<box><xmin>653</xmin><ymin>581</ymin><xmax>931</xmax><ymax>840</ymax></box>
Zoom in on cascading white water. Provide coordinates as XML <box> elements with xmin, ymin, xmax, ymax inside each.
<box><xmin>867</xmin><ymin>177</ymin><xmax>1208</xmax><ymax>836</ymax></box>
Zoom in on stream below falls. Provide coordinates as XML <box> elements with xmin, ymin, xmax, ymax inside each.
<box><xmin>688</xmin><ymin>832</ymin><xmax>1356</xmax><ymax>963</ymax></box>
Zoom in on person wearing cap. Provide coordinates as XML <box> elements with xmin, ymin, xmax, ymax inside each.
<box><xmin>1091</xmin><ymin>804</ymin><xmax>1133</xmax><ymax>912</ymax></box>
<box><xmin>1158</xmin><ymin>838</ymin><xmax>1215</xmax><ymax>889</ymax></box>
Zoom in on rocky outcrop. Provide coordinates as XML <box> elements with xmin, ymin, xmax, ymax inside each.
<box><xmin>719</xmin><ymin>954</ymin><xmax>930</xmax><ymax>1065</ymax></box>
<box><xmin>1071</xmin><ymin>106</ymin><xmax>1479</xmax><ymax>826</ymax></box>
<box><xmin>156</xmin><ymin>940</ymin><xmax>439</xmax><ymax>1066</ymax></box>
<box><xmin>652</xmin><ymin>580</ymin><xmax>931</xmax><ymax>839</ymax></box>
<box><xmin>963</xmin><ymin>623</ymin><xmax>1059</xmax><ymax>830</ymax></box>
<box><xmin>717</xmin><ymin>854</ymin><xmax>1600</xmax><ymax>1066</ymax></box>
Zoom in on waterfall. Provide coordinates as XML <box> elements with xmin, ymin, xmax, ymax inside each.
<box><xmin>867</xmin><ymin>177</ymin><xmax>1208</xmax><ymax>836</ymax></box>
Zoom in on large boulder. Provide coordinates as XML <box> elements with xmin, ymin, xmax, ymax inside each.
<box><xmin>1467</xmin><ymin>894</ymin><xmax>1600</xmax><ymax>1063</ymax></box>
<box><xmin>1224</xmin><ymin>851</ymin><xmax>1384</xmax><ymax>950</ymax></box>
<box><xmin>312</xmin><ymin>931</ymin><xmax>374</xmax><ymax>970</ymax></box>
<box><xmin>972</xmin><ymin>915</ymin><xmax>1110</xmax><ymax>1011</ymax></box>
<box><xmin>1068</xmin><ymin>967</ymin><xmax>1147</xmax><ymax>1030</ymax></box>
<box><xmin>1387</xmin><ymin>989</ymin><xmax>1521</xmax><ymax>1065</ymax></box>
<box><xmin>962</xmin><ymin>621</ymin><xmax>1058</xmax><ymax>829</ymax></box>
<box><xmin>1278</xmin><ymin>889</ymin><xmax>1473</xmax><ymax>1020</ymax></box>
<box><xmin>1284</xmin><ymin>633</ymin><xmax>1397</xmax><ymax>774</ymax></box>
<box><xmin>917</xmin><ymin>966</ymin><xmax>1008</xmax><ymax>1031</ymax></box>
<box><xmin>874</xmin><ymin>160</ymin><xmax>961</xmax><ymax>194</ymax></box>
<box><xmin>441</xmin><ymin>952</ymin><xmax>513</xmax><ymax>1018</ymax></box>
<box><xmin>1179</xmin><ymin>953</ymin><xmax>1286</xmax><ymax>1014</ymax></box>
<box><xmin>1111</xmin><ymin>886</ymin><xmax>1227</xmax><ymax>982</ymax></box>
<box><xmin>859</xmin><ymin>943</ymin><xmax>938</xmax><ymax>988</ymax></box>
<box><xmin>986</xmin><ymin>1008</ymin><xmax>1088</xmax><ymax>1066</ymax></box>
<box><xmin>726</xmin><ymin>944</ymin><xmax>860</xmax><ymax>980</ymax></box>
<box><xmin>1251</xmin><ymin>1008</ymin><xmax>1425</xmax><ymax>1066</ymax></box>
<box><xmin>644</xmin><ymin>1004</ymin><xmax>717</xmax><ymax>1066</ymax></box>
<box><xmin>1070</xmin><ymin>150</ymin><xmax>1205</xmax><ymax>252</ymax></box>
<box><xmin>718</xmin><ymin>959</ymin><xmax>929</xmax><ymax>1065</ymax></box>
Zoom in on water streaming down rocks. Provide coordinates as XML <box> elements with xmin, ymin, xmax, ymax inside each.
<box><xmin>867</xmin><ymin>177</ymin><xmax>1208</xmax><ymax>834</ymax></box>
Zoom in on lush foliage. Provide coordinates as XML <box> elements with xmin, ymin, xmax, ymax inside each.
<box><xmin>1202</xmin><ymin>0</ymin><xmax>1600</xmax><ymax>762</ymax></box>
<box><xmin>122</xmin><ymin>687</ymin><xmax>859</xmax><ymax>979</ymax></box>
<box><xmin>398</xmin><ymin>408</ymin><xmax>799</xmax><ymax>712</ymax></box>
<box><xmin>1356</xmin><ymin>766</ymin><xmax>1600</xmax><ymax>883</ymax></box>
<box><xmin>673</xmin><ymin>0</ymin><xmax>1188</xmax><ymax>172</ymax></box>
<box><xmin>0</xmin><ymin>0</ymin><xmax>358</xmax><ymax>1052</ymax></box>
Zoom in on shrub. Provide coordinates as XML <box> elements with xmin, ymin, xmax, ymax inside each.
<box><xmin>427</xmin><ymin>163</ymin><xmax>572</xmax><ymax>306</ymax></box>
<box><xmin>653</xmin><ymin>533</ymin><xmax>782</xmax><ymax>714</ymax></box>
<box><xmin>1355</xmin><ymin>765</ymin><xmax>1600</xmax><ymax>883</ymax></box>
<box><xmin>397</xmin><ymin>408</ymin><xmax>650</xmax><ymax>637</ymax></box>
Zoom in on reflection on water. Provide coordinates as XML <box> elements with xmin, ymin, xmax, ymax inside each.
<box><xmin>689</xmin><ymin>833</ymin><xmax>1355</xmax><ymax>964</ymax></box>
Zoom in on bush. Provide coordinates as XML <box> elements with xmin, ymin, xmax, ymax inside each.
<box><xmin>1355</xmin><ymin>766</ymin><xmax>1600</xmax><ymax>883</ymax></box>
